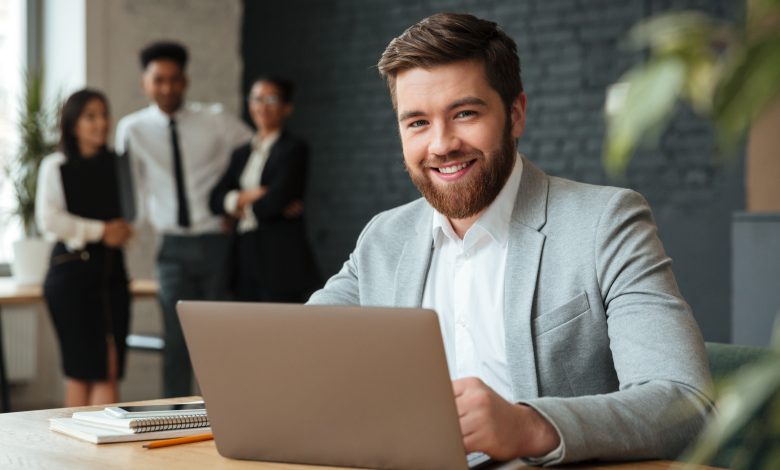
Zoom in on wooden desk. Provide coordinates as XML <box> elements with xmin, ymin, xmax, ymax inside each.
<box><xmin>0</xmin><ymin>398</ymin><xmax>722</xmax><ymax>470</ymax></box>
<box><xmin>0</xmin><ymin>278</ymin><xmax>158</xmax><ymax>304</ymax></box>
<box><xmin>0</xmin><ymin>278</ymin><xmax>159</xmax><ymax>412</ymax></box>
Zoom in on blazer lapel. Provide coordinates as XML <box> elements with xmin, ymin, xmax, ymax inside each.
<box><xmin>505</xmin><ymin>156</ymin><xmax>549</xmax><ymax>401</ymax></box>
<box><xmin>236</xmin><ymin>146</ymin><xmax>252</xmax><ymax>175</ymax></box>
<box><xmin>259</xmin><ymin>132</ymin><xmax>287</xmax><ymax>185</ymax></box>
<box><xmin>393</xmin><ymin>205</ymin><xmax>434</xmax><ymax>307</ymax></box>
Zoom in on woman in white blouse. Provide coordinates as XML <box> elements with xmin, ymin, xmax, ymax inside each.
<box><xmin>35</xmin><ymin>89</ymin><xmax>133</xmax><ymax>406</ymax></box>
<box><xmin>209</xmin><ymin>77</ymin><xmax>320</xmax><ymax>302</ymax></box>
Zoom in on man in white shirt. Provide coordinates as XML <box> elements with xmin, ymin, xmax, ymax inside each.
<box><xmin>115</xmin><ymin>41</ymin><xmax>252</xmax><ymax>397</ymax></box>
<box><xmin>308</xmin><ymin>13</ymin><xmax>713</xmax><ymax>465</ymax></box>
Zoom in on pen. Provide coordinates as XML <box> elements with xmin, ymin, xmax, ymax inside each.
<box><xmin>142</xmin><ymin>432</ymin><xmax>214</xmax><ymax>449</ymax></box>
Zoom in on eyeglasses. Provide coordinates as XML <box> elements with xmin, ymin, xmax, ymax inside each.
<box><xmin>247</xmin><ymin>94</ymin><xmax>282</xmax><ymax>105</ymax></box>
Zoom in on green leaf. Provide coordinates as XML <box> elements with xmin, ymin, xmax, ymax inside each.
<box><xmin>683</xmin><ymin>353</ymin><xmax>780</xmax><ymax>468</ymax></box>
<box><xmin>3</xmin><ymin>70</ymin><xmax>58</xmax><ymax>237</ymax></box>
<box><xmin>604</xmin><ymin>57</ymin><xmax>686</xmax><ymax>176</ymax></box>
<box><xmin>629</xmin><ymin>11</ymin><xmax>720</xmax><ymax>55</ymax></box>
<box><xmin>684</xmin><ymin>56</ymin><xmax>719</xmax><ymax>114</ymax></box>
<box><xmin>748</xmin><ymin>0</ymin><xmax>780</xmax><ymax>29</ymax></box>
<box><xmin>714</xmin><ymin>34</ymin><xmax>780</xmax><ymax>153</ymax></box>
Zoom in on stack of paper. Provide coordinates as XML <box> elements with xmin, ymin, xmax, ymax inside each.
<box><xmin>49</xmin><ymin>410</ymin><xmax>211</xmax><ymax>444</ymax></box>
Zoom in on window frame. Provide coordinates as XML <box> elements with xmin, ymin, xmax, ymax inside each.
<box><xmin>0</xmin><ymin>0</ymin><xmax>41</xmax><ymax>273</ymax></box>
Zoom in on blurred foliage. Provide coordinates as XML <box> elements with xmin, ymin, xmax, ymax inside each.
<box><xmin>683</xmin><ymin>318</ymin><xmax>780</xmax><ymax>470</ymax></box>
<box><xmin>3</xmin><ymin>70</ymin><xmax>57</xmax><ymax>237</ymax></box>
<box><xmin>604</xmin><ymin>0</ymin><xmax>780</xmax><ymax>176</ymax></box>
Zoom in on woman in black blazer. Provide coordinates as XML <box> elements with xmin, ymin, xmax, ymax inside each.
<box><xmin>210</xmin><ymin>77</ymin><xmax>320</xmax><ymax>302</ymax></box>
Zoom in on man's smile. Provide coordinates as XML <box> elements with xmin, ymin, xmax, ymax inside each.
<box><xmin>428</xmin><ymin>159</ymin><xmax>477</xmax><ymax>179</ymax></box>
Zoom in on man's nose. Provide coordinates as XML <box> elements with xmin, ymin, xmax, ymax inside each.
<box><xmin>428</xmin><ymin>122</ymin><xmax>461</xmax><ymax>156</ymax></box>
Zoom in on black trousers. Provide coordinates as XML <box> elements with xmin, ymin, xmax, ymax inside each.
<box><xmin>156</xmin><ymin>233</ymin><xmax>231</xmax><ymax>398</ymax></box>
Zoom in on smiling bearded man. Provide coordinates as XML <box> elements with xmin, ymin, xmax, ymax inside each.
<box><xmin>308</xmin><ymin>12</ymin><xmax>713</xmax><ymax>466</ymax></box>
<box><xmin>406</xmin><ymin>114</ymin><xmax>515</xmax><ymax>220</ymax></box>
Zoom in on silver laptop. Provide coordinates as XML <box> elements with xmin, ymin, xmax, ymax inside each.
<box><xmin>178</xmin><ymin>301</ymin><xmax>502</xmax><ymax>470</ymax></box>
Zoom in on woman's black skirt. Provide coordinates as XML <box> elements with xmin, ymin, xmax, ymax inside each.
<box><xmin>43</xmin><ymin>242</ymin><xmax>130</xmax><ymax>381</ymax></box>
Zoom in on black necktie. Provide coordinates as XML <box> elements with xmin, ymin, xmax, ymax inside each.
<box><xmin>169</xmin><ymin>118</ymin><xmax>191</xmax><ymax>228</ymax></box>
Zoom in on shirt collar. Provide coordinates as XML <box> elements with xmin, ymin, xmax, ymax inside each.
<box><xmin>251</xmin><ymin>130</ymin><xmax>281</xmax><ymax>151</ymax></box>
<box><xmin>431</xmin><ymin>153</ymin><xmax>524</xmax><ymax>248</ymax></box>
<box><xmin>149</xmin><ymin>102</ymin><xmax>188</xmax><ymax>124</ymax></box>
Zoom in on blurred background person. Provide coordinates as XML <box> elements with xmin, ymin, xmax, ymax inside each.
<box><xmin>35</xmin><ymin>89</ymin><xmax>133</xmax><ymax>406</ymax></box>
<box><xmin>210</xmin><ymin>77</ymin><xmax>320</xmax><ymax>303</ymax></box>
<box><xmin>115</xmin><ymin>41</ymin><xmax>252</xmax><ymax>398</ymax></box>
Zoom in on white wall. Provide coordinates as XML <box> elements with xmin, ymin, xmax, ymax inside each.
<box><xmin>86</xmin><ymin>0</ymin><xmax>245</xmax><ymax>126</ymax></box>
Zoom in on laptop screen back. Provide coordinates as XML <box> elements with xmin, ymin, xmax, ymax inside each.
<box><xmin>178</xmin><ymin>301</ymin><xmax>469</xmax><ymax>470</ymax></box>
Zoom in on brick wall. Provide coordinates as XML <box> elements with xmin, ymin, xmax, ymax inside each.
<box><xmin>241</xmin><ymin>0</ymin><xmax>745</xmax><ymax>341</ymax></box>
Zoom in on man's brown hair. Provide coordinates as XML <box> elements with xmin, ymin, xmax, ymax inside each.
<box><xmin>377</xmin><ymin>12</ymin><xmax>523</xmax><ymax>111</ymax></box>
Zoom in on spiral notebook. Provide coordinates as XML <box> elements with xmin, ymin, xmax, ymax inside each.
<box><xmin>71</xmin><ymin>410</ymin><xmax>209</xmax><ymax>432</ymax></box>
<box><xmin>49</xmin><ymin>418</ymin><xmax>211</xmax><ymax>444</ymax></box>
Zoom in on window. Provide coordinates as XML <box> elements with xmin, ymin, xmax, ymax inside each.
<box><xmin>0</xmin><ymin>0</ymin><xmax>25</xmax><ymax>265</ymax></box>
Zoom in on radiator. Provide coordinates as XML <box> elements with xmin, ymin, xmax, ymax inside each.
<box><xmin>1</xmin><ymin>306</ymin><xmax>37</xmax><ymax>382</ymax></box>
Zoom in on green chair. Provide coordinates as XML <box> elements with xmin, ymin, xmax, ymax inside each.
<box><xmin>705</xmin><ymin>341</ymin><xmax>772</xmax><ymax>383</ymax></box>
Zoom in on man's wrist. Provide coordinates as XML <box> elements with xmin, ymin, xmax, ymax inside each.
<box><xmin>515</xmin><ymin>404</ymin><xmax>561</xmax><ymax>458</ymax></box>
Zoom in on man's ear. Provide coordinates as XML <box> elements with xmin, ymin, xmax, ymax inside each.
<box><xmin>510</xmin><ymin>92</ymin><xmax>527</xmax><ymax>139</ymax></box>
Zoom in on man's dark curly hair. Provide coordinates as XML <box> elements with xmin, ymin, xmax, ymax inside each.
<box><xmin>140</xmin><ymin>41</ymin><xmax>188</xmax><ymax>70</ymax></box>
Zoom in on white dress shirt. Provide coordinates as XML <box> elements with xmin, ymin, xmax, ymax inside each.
<box><xmin>115</xmin><ymin>102</ymin><xmax>252</xmax><ymax>235</ymax></box>
<box><xmin>422</xmin><ymin>155</ymin><xmax>523</xmax><ymax>402</ymax></box>
<box><xmin>422</xmin><ymin>155</ymin><xmax>564</xmax><ymax>464</ymax></box>
<box><xmin>35</xmin><ymin>152</ymin><xmax>105</xmax><ymax>250</ymax></box>
<box><xmin>223</xmin><ymin>131</ymin><xmax>280</xmax><ymax>233</ymax></box>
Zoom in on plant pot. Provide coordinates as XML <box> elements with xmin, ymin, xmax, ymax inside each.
<box><xmin>11</xmin><ymin>238</ymin><xmax>53</xmax><ymax>285</ymax></box>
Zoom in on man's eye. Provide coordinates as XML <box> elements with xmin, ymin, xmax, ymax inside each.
<box><xmin>409</xmin><ymin>119</ymin><xmax>428</xmax><ymax>128</ymax></box>
<box><xmin>455</xmin><ymin>110</ymin><xmax>477</xmax><ymax>118</ymax></box>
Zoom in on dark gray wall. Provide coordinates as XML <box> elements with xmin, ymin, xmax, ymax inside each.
<box><xmin>732</xmin><ymin>214</ymin><xmax>780</xmax><ymax>347</ymax></box>
<box><xmin>241</xmin><ymin>0</ymin><xmax>745</xmax><ymax>342</ymax></box>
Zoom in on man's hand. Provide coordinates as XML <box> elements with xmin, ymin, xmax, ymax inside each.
<box><xmin>453</xmin><ymin>377</ymin><xmax>560</xmax><ymax>460</ymax></box>
<box><xmin>103</xmin><ymin>219</ymin><xmax>132</xmax><ymax>247</ymax></box>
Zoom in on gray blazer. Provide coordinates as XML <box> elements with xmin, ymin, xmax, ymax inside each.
<box><xmin>309</xmin><ymin>157</ymin><xmax>714</xmax><ymax>463</ymax></box>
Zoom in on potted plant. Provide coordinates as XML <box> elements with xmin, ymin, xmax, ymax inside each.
<box><xmin>602</xmin><ymin>3</ymin><xmax>780</xmax><ymax>348</ymax></box>
<box><xmin>603</xmin><ymin>2</ymin><xmax>780</xmax><ymax>467</ymax></box>
<box><xmin>4</xmin><ymin>70</ymin><xmax>57</xmax><ymax>284</ymax></box>
<box><xmin>603</xmin><ymin>0</ymin><xmax>780</xmax><ymax>178</ymax></box>
<box><xmin>684</xmin><ymin>322</ymin><xmax>780</xmax><ymax>469</ymax></box>
<box><xmin>602</xmin><ymin>6</ymin><xmax>780</xmax><ymax>339</ymax></box>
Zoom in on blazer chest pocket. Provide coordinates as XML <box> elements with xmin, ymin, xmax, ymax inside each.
<box><xmin>533</xmin><ymin>292</ymin><xmax>591</xmax><ymax>337</ymax></box>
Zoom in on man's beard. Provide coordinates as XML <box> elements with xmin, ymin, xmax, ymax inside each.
<box><xmin>406</xmin><ymin>126</ymin><xmax>516</xmax><ymax>220</ymax></box>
